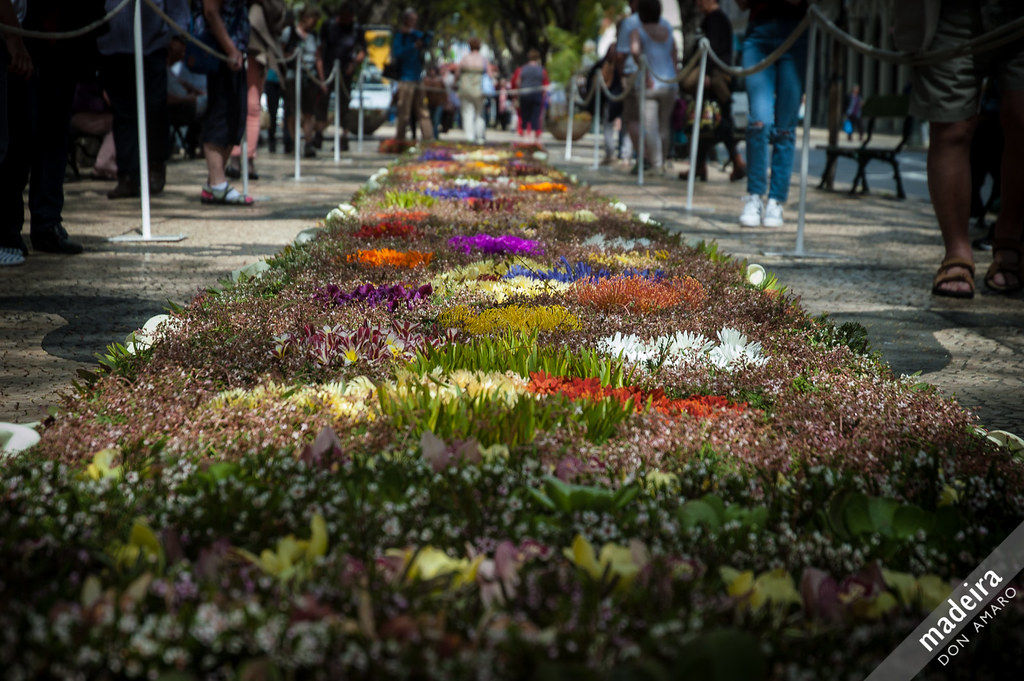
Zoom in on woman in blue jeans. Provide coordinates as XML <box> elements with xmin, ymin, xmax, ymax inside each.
<box><xmin>737</xmin><ymin>0</ymin><xmax>807</xmax><ymax>228</ymax></box>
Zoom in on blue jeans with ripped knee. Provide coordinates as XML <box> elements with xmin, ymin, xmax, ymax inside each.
<box><xmin>741</xmin><ymin>19</ymin><xmax>807</xmax><ymax>202</ymax></box>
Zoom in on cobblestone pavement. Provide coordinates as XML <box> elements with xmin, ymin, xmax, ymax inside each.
<box><xmin>2</xmin><ymin>127</ymin><xmax>1022</xmax><ymax>433</ymax></box>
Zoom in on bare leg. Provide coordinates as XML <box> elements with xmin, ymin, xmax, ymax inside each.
<box><xmin>990</xmin><ymin>90</ymin><xmax>1024</xmax><ymax>288</ymax></box>
<box><xmin>204</xmin><ymin>143</ymin><xmax>229</xmax><ymax>186</ymax></box>
<box><xmin>928</xmin><ymin>118</ymin><xmax>977</xmax><ymax>295</ymax></box>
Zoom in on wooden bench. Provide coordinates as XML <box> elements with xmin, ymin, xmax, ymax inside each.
<box><xmin>817</xmin><ymin>94</ymin><xmax>913</xmax><ymax>199</ymax></box>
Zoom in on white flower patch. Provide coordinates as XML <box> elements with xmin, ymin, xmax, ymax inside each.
<box><xmin>364</xmin><ymin>167</ymin><xmax>390</xmax><ymax>191</ymax></box>
<box><xmin>325</xmin><ymin>202</ymin><xmax>357</xmax><ymax>227</ymax></box>
<box><xmin>583</xmin><ymin>233</ymin><xmax>653</xmax><ymax>252</ymax></box>
<box><xmin>596</xmin><ymin>326</ymin><xmax>766</xmax><ymax>372</ymax></box>
<box><xmin>610</xmin><ymin>200</ymin><xmax>628</xmax><ymax>212</ymax></box>
<box><xmin>451</xmin><ymin>177</ymin><xmax>485</xmax><ymax>187</ymax></box>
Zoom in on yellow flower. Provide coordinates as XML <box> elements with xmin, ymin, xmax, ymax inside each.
<box><xmin>237</xmin><ymin>513</ymin><xmax>328</xmax><ymax>583</ymax></box>
<box><xmin>85</xmin><ymin>448</ymin><xmax>121</xmax><ymax>480</ymax></box>
<box><xmin>563</xmin><ymin>534</ymin><xmax>642</xmax><ymax>590</ymax></box>
<box><xmin>388</xmin><ymin>546</ymin><xmax>483</xmax><ymax>588</ymax></box>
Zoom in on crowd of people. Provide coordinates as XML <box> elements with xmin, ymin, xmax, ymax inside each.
<box><xmin>1</xmin><ymin>0</ymin><xmax>1021</xmax><ymax>299</ymax></box>
<box><xmin>0</xmin><ymin>0</ymin><xmax>369</xmax><ymax>266</ymax></box>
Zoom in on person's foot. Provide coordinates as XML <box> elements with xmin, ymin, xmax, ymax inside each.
<box><xmin>107</xmin><ymin>175</ymin><xmax>139</xmax><ymax>199</ymax></box>
<box><xmin>340</xmin><ymin>137</ymin><xmax>350</xmax><ymax>151</ymax></box>
<box><xmin>225</xmin><ymin>159</ymin><xmax>241</xmax><ymax>179</ymax></box>
<box><xmin>985</xmin><ymin>238</ymin><xmax>1022</xmax><ymax>292</ymax></box>
<box><xmin>933</xmin><ymin>256</ymin><xmax>975</xmax><ymax>298</ymax></box>
<box><xmin>0</xmin><ymin>246</ymin><xmax>26</xmax><ymax>266</ymax></box>
<box><xmin>763</xmin><ymin>199</ymin><xmax>784</xmax><ymax>228</ymax></box>
<box><xmin>303</xmin><ymin>143</ymin><xmax>317</xmax><ymax>159</ymax></box>
<box><xmin>678</xmin><ymin>163</ymin><xmax>707</xmax><ymax>182</ymax></box>
<box><xmin>31</xmin><ymin>224</ymin><xmax>84</xmax><ymax>254</ymax></box>
<box><xmin>629</xmin><ymin>160</ymin><xmax>651</xmax><ymax>175</ymax></box>
<box><xmin>200</xmin><ymin>182</ymin><xmax>255</xmax><ymax>206</ymax></box>
<box><xmin>248</xmin><ymin>161</ymin><xmax>259</xmax><ymax>180</ymax></box>
<box><xmin>739</xmin><ymin>194</ymin><xmax>764</xmax><ymax>227</ymax></box>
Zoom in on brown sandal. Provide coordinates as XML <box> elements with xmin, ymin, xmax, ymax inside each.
<box><xmin>984</xmin><ymin>238</ymin><xmax>1022</xmax><ymax>294</ymax></box>
<box><xmin>932</xmin><ymin>257</ymin><xmax>975</xmax><ymax>299</ymax></box>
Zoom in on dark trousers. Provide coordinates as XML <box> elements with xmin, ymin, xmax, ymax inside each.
<box><xmin>0</xmin><ymin>66</ymin><xmax>75</xmax><ymax>248</ymax></box>
<box><xmin>100</xmin><ymin>49</ymin><xmax>168</xmax><ymax>181</ymax></box>
<box><xmin>265</xmin><ymin>79</ymin><xmax>288</xmax><ymax>147</ymax></box>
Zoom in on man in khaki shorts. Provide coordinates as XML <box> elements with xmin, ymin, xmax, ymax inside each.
<box><xmin>896</xmin><ymin>0</ymin><xmax>1024</xmax><ymax>298</ymax></box>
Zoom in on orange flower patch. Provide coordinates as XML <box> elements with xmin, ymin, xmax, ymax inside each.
<box><xmin>347</xmin><ymin>249</ymin><xmax>434</xmax><ymax>268</ymax></box>
<box><xmin>572</xmin><ymin>276</ymin><xmax>706</xmax><ymax>313</ymax></box>
<box><xmin>527</xmin><ymin>372</ymin><xmax>745</xmax><ymax>420</ymax></box>
<box><xmin>517</xmin><ymin>181</ymin><xmax>568</xmax><ymax>193</ymax></box>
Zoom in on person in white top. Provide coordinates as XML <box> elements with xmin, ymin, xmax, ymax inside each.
<box><xmin>456</xmin><ymin>37</ymin><xmax>488</xmax><ymax>144</ymax></box>
<box><xmin>629</xmin><ymin>0</ymin><xmax>678</xmax><ymax>173</ymax></box>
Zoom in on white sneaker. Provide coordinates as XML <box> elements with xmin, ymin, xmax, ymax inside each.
<box><xmin>763</xmin><ymin>199</ymin><xmax>784</xmax><ymax>228</ymax></box>
<box><xmin>739</xmin><ymin>194</ymin><xmax>763</xmax><ymax>227</ymax></box>
<box><xmin>0</xmin><ymin>247</ymin><xmax>26</xmax><ymax>267</ymax></box>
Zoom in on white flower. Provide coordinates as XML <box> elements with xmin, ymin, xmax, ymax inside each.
<box><xmin>532</xmin><ymin>151</ymin><xmax>548</xmax><ymax>160</ymax></box>
<box><xmin>610</xmin><ymin>201</ymin><xmax>628</xmax><ymax>212</ymax></box>
<box><xmin>294</xmin><ymin>228</ymin><xmax>323</xmax><ymax>245</ymax></box>
<box><xmin>746</xmin><ymin>264</ymin><xmax>766</xmax><ymax>287</ymax></box>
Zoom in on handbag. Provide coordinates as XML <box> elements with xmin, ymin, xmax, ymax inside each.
<box><xmin>842</xmin><ymin>118</ymin><xmax>853</xmax><ymax>135</ymax></box>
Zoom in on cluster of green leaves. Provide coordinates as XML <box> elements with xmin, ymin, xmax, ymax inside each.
<box><xmin>409</xmin><ymin>332</ymin><xmax>632</xmax><ymax>386</ymax></box>
<box><xmin>378</xmin><ymin>383</ymin><xmax>633</xmax><ymax>448</ymax></box>
<box><xmin>811</xmin><ymin>313</ymin><xmax>874</xmax><ymax>357</ymax></box>
<box><xmin>382</xmin><ymin>189</ymin><xmax>438</xmax><ymax>209</ymax></box>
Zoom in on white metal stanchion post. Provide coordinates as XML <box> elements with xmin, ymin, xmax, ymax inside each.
<box><xmin>795</xmin><ymin>21</ymin><xmax>817</xmax><ymax>255</ymax></box>
<box><xmin>294</xmin><ymin>63</ymin><xmax>302</xmax><ymax>180</ymax></box>
<box><xmin>333</xmin><ymin>59</ymin><xmax>341</xmax><ymax>162</ymax></box>
<box><xmin>686</xmin><ymin>46</ymin><xmax>708</xmax><ymax>211</ymax></box>
<box><xmin>564</xmin><ymin>81</ymin><xmax>575</xmax><ymax>161</ymax></box>
<box><xmin>592</xmin><ymin>74</ymin><xmax>601</xmax><ymax>170</ymax></box>
<box><xmin>241</xmin><ymin>137</ymin><xmax>249</xmax><ymax>196</ymax></box>
<box><xmin>763</xmin><ymin>21</ymin><xmax>834</xmax><ymax>258</ymax></box>
<box><xmin>637</xmin><ymin>63</ymin><xmax>646</xmax><ymax>186</ymax></box>
<box><xmin>357</xmin><ymin>64</ymin><xmax>365</xmax><ymax>153</ymax></box>
<box><xmin>109</xmin><ymin>0</ymin><xmax>184</xmax><ymax>243</ymax></box>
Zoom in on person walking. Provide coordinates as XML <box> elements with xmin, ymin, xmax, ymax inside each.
<box><xmin>198</xmin><ymin>0</ymin><xmax>254</xmax><ymax>205</ymax></box>
<box><xmin>0</xmin><ymin>0</ymin><xmax>93</xmax><ymax>263</ymax></box>
<box><xmin>391</xmin><ymin>8</ymin><xmax>432</xmax><ymax>142</ymax></box>
<box><xmin>319</xmin><ymin>2</ymin><xmax>366</xmax><ymax>152</ymax></box>
<box><xmin>281</xmin><ymin>6</ymin><xmax>325</xmax><ymax>159</ymax></box>
<box><xmin>628</xmin><ymin>0</ymin><xmax>678</xmax><ymax>174</ymax></box>
<box><xmin>511</xmin><ymin>49</ymin><xmax>548</xmax><ymax>141</ymax></box>
<box><xmin>895</xmin><ymin>0</ymin><xmax>1023</xmax><ymax>298</ymax></box>
<box><xmin>98</xmin><ymin>0</ymin><xmax>188</xmax><ymax>200</ymax></box>
<box><xmin>736</xmin><ymin>0</ymin><xmax>808</xmax><ymax>228</ymax></box>
<box><xmin>226</xmin><ymin>0</ymin><xmax>286</xmax><ymax>180</ymax></box>
<box><xmin>844</xmin><ymin>83</ymin><xmax>863</xmax><ymax>141</ymax></box>
<box><xmin>457</xmin><ymin>37</ymin><xmax>488</xmax><ymax>143</ymax></box>
<box><xmin>680</xmin><ymin>0</ymin><xmax>745</xmax><ymax>182</ymax></box>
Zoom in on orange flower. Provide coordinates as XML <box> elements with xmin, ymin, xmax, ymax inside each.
<box><xmin>526</xmin><ymin>372</ymin><xmax>745</xmax><ymax>420</ymax></box>
<box><xmin>347</xmin><ymin>248</ymin><xmax>434</xmax><ymax>268</ymax></box>
<box><xmin>517</xmin><ymin>181</ymin><xmax>568</xmax><ymax>193</ymax></box>
<box><xmin>572</xmin><ymin>276</ymin><xmax>705</xmax><ymax>313</ymax></box>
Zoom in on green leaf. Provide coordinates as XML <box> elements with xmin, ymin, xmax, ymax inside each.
<box><xmin>892</xmin><ymin>505</ymin><xmax>933</xmax><ymax>540</ymax></box>
<box><xmin>679</xmin><ymin>500</ymin><xmax>722</xmax><ymax>531</ymax></box>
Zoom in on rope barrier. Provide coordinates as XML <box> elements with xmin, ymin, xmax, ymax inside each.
<box><xmin>808</xmin><ymin>5</ymin><xmax>1024</xmax><ymax>66</ymax></box>
<box><xmin>701</xmin><ymin>15</ymin><xmax>811</xmax><ymax>77</ymax></box>
<box><xmin>0</xmin><ymin>0</ymin><xmax>132</xmax><ymax>39</ymax></box>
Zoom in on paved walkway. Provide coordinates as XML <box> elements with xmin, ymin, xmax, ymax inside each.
<box><xmin>2</xmin><ymin>126</ymin><xmax>1022</xmax><ymax>433</ymax></box>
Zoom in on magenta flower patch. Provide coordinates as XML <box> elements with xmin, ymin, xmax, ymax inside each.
<box><xmin>448</xmin><ymin>234</ymin><xmax>545</xmax><ymax>256</ymax></box>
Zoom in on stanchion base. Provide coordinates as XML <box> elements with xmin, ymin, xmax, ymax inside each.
<box><xmin>761</xmin><ymin>249</ymin><xmax>843</xmax><ymax>259</ymax></box>
<box><xmin>289</xmin><ymin>175</ymin><xmax>321</xmax><ymax>182</ymax></box>
<box><xmin>109</xmin><ymin>232</ymin><xmax>187</xmax><ymax>243</ymax></box>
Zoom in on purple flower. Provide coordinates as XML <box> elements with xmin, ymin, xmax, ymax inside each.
<box><xmin>448</xmin><ymin>233</ymin><xmax>545</xmax><ymax>256</ymax></box>
<box><xmin>418</xmin><ymin>149</ymin><xmax>454</xmax><ymax>161</ymax></box>
<box><xmin>313</xmin><ymin>282</ymin><xmax>433</xmax><ymax>311</ymax></box>
<box><xmin>423</xmin><ymin>186</ymin><xmax>495</xmax><ymax>201</ymax></box>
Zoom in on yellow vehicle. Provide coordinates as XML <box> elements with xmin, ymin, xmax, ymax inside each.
<box><xmin>364</xmin><ymin>25</ymin><xmax>393</xmax><ymax>75</ymax></box>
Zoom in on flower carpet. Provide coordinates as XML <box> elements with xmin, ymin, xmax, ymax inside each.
<box><xmin>3</xmin><ymin>144</ymin><xmax>1023</xmax><ymax>679</ymax></box>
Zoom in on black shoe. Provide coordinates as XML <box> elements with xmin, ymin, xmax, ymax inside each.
<box><xmin>31</xmin><ymin>224</ymin><xmax>83</xmax><ymax>254</ymax></box>
<box><xmin>225</xmin><ymin>161</ymin><xmax>241</xmax><ymax>179</ymax></box>
<box><xmin>268</xmin><ymin>140</ymin><xmax>277</xmax><ymax>154</ymax></box>
<box><xmin>107</xmin><ymin>175</ymin><xmax>139</xmax><ymax>199</ymax></box>
<box><xmin>340</xmin><ymin>137</ymin><xmax>350</xmax><ymax>151</ymax></box>
<box><xmin>303</xmin><ymin>143</ymin><xmax>317</xmax><ymax>159</ymax></box>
